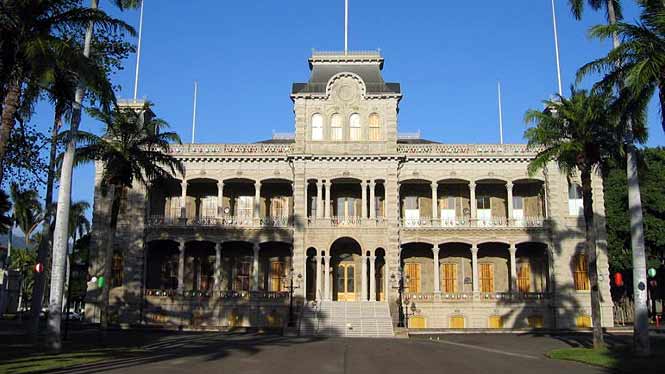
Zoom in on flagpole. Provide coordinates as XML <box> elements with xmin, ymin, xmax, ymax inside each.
<box><xmin>191</xmin><ymin>81</ymin><xmax>198</xmax><ymax>144</ymax></box>
<box><xmin>551</xmin><ymin>0</ymin><xmax>563</xmax><ymax>96</ymax></box>
<box><xmin>498</xmin><ymin>81</ymin><xmax>504</xmax><ymax>144</ymax></box>
<box><xmin>133</xmin><ymin>0</ymin><xmax>145</xmax><ymax>102</ymax></box>
<box><xmin>344</xmin><ymin>0</ymin><xmax>349</xmax><ymax>54</ymax></box>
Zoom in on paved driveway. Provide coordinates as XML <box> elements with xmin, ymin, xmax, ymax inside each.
<box><xmin>49</xmin><ymin>333</ymin><xmax>608</xmax><ymax>374</ymax></box>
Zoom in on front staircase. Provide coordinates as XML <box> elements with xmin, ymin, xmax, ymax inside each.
<box><xmin>299</xmin><ymin>301</ymin><xmax>394</xmax><ymax>338</ymax></box>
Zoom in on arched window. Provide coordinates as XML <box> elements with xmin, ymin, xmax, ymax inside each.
<box><xmin>368</xmin><ymin>113</ymin><xmax>381</xmax><ymax>141</ymax></box>
<box><xmin>330</xmin><ymin>113</ymin><xmax>343</xmax><ymax>141</ymax></box>
<box><xmin>349</xmin><ymin>113</ymin><xmax>361</xmax><ymax>141</ymax></box>
<box><xmin>311</xmin><ymin>113</ymin><xmax>323</xmax><ymax>140</ymax></box>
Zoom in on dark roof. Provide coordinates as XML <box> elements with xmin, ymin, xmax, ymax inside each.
<box><xmin>292</xmin><ymin>63</ymin><xmax>401</xmax><ymax>95</ymax></box>
<box><xmin>255</xmin><ymin>139</ymin><xmax>296</xmax><ymax>144</ymax></box>
<box><xmin>397</xmin><ymin>138</ymin><xmax>440</xmax><ymax>144</ymax></box>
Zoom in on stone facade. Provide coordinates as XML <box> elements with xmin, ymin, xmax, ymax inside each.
<box><xmin>85</xmin><ymin>51</ymin><xmax>613</xmax><ymax>330</ymax></box>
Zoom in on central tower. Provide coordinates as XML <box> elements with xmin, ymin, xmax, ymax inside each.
<box><xmin>290</xmin><ymin>51</ymin><xmax>402</xmax><ymax>154</ymax></box>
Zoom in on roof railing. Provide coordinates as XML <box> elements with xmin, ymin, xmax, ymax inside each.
<box><xmin>398</xmin><ymin>131</ymin><xmax>421</xmax><ymax>140</ymax></box>
<box><xmin>310</xmin><ymin>49</ymin><xmax>382</xmax><ymax>58</ymax></box>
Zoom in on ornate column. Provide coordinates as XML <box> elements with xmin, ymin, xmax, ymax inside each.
<box><xmin>509</xmin><ymin>244</ymin><xmax>517</xmax><ymax>293</ymax></box>
<box><xmin>433</xmin><ymin>246</ymin><xmax>441</xmax><ymax>293</ymax></box>
<box><xmin>217</xmin><ymin>181</ymin><xmax>224</xmax><ymax>216</ymax></box>
<box><xmin>315</xmin><ymin>251</ymin><xmax>322</xmax><ymax>301</ymax></box>
<box><xmin>316</xmin><ymin>180</ymin><xmax>323</xmax><ymax>219</ymax></box>
<box><xmin>361</xmin><ymin>253</ymin><xmax>368</xmax><ymax>301</ymax></box>
<box><xmin>361</xmin><ymin>181</ymin><xmax>368</xmax><ymax>219</ymax></box>
<box><xmin>177</xmin><ymin>239</ymin><xmax>186</xmax><ymax>293</ymax></box>
<box><xmin>254</xmin><ymin>181</ymin><xmax>261</xmax><ymax>222</ymax></box>
<box><xmin>469</xmin><ymin>182</ymin><xmax>477</xmax><ymax>223</ymax></box>
<box><xmin>506</xmin><ymin>182</ymin><xmax>514</xmax><ymax>226</ymax></box>
<box><xmin>180</xmin><ymin>180</ymin><xmax>188</xmax><ymax>219</ymax></box>
<box><xmin>252</xmin><ymin>243</ymin><xmax>260</xmax><ymax>291</ymax></box>
<box><xmin>369</xmin><ymin>180</ymin><xmax>376</xmax><ymax>220</ymax></box>
<box><xmin>431</xmin><ymin>182</ymin><xmax>438</xmax><ymax>220</ymax></box>
<box><xmin>369</xmin><ymin>255</ymin><xmax>376</xmax><ymax>301</ymax></box>
<box><xmin>324</xmin><ymin>181</ymin><xmax>332</xmax><ymax>219</ymax></box>
<box><xmin>471</xmin><ymin>244</ymin><xmax>479</xmax><ymax>293</ymax></box>
<box><xmin>324</xmin><ymin>255</ymin><xmax>331</xmax><ymax>300</ymax></box>
<box><xmin>214</xmin><ymin>243</ymin><xmax>222</xmax><ymax>290</ymax></box>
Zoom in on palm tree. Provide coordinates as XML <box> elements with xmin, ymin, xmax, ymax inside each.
<box><xmin>68</xmin><ymin>201</ymin><xmax>91</xmax><ymax>245</ymax></box>
<box><xmin>8</xmin><ymin>183</ymin><xmax>41</xmax><ymax>245</ymax></box>
<box><xmin>573</xmin><ymin>0</ymin><xmax>659</xmax><ymax>355</ymax></box>
<box><xmin>525</xmin><ymin>88</ymin><xmax>632</xmax><ymax>349</ymax></box>
<box><xmin>0</xmin><ymin>191</ymin><xmax>10</xmax><ymax>236</ymax></box>
<box><xmin>0</xmin><ymin>0</ymin><xmax>131</xmax><ymax>186</ymax></box>
<box><xmin>29</xmin><ymin>34</ymin><xmax>117</xmax><ymax>341</ymax></box>
<box><xmin>70</xmin><ymin>102</ymin><xmax>182</xmax><ymax>331</ymax></box>
<box><xmin>46</xmin><ymin>0</ymin><xmax>137</xmax><ymax>351</ymax></box>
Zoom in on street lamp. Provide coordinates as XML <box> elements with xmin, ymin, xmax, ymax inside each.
<box><xmin>390</xmin><ymin>270</ymin><xmax>410</xmax><ymax>327</ymax></box>
<box><xmin>284</xmin><ymin>268</ymin><xmax>303</xmax><ymax>327</ymax></box>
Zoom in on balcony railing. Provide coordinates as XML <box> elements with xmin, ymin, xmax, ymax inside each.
<box><xmin>168</xmin><ymin>143</ymin><xmax>292</xmax><ymax>156</ymax></box>
<box><xmin>401</xmin><ymin>292</ymin><xmax>550</xmax><ymax>303</ymax></box>
<box><xmin>144</xmin><ymin>289</ymin><xmax>290</xmax><ymax>301</ymax></box>
<box><xmin>400</xmin><ymin>216</ymin><xmax>546</xmax><ymax>229</ymax></box>
<box><xmin>397</xmin><ymin>143</ymin><xmax>541</xmax><ymax>156</ymax></box>
<box><xmin>307</xmin><ymin>216</ymin><xmax>386</xmax><ymax>227</ymax></box>
<box><xmin>147</xmin><ymin>215</ymin><xmax>293</xmax><ymax>229</ymax></box>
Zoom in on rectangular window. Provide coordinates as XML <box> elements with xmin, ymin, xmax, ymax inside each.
<box><xmin>234</xmin><ymin>260</ymin><xmax>251</xmax><ymax>292</ymax></box>
<box><xmin>574</xmin><ymin>254</ymin><xmax>590</xmax><ymax>291</ymax></box>
<box><xmin>568</xmin><ymin>183</ymin><xmax>584</xmax><ymax>216</ymax></box>
<box><xmin>269</xmin><ymin>261</ymin><xmax>284</xmax><ymax>292</ymax></box>
<box><xmin>477</xmin><ymin>195</ymin><xmax>491</xmax><ymax>209</ymax></box>
<box><xmin>404</xmin><ymin>263</ymin><xmax>421</xmax><ymax>293</ymax></box>
<box><xmin>442</xmin><ymin>263</ymin><xmax>458</xmax><ymax>293</ymax></box>
<box><xmin>528</xmin><ymin>315</ymin><xmax>544</xmax><ymax>328</ymax></box>
<box><xmin>237</xmin><ymin>196</ymin><xmax>253</xmax><ymax>223</ymax></box>
<box><xmin>517</xmin><ymin>262</ymin><xmax>531</xmax><ymax>292</ymax></box>
<box><xmin>479</xmin><ymin>263</ymin><xmax>494</xmax><ymax>292</ymax></box>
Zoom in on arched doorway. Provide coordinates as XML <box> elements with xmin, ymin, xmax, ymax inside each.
<box><xmin>330</xmin><ymin>237</ymin><xmax>362</xmax><ymax>302</ymax></box>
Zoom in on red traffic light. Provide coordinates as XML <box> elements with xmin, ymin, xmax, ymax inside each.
<box><xmin>614</xmin><ymin>272</ymin><xmax>624</xmax><ymax>287</ymax></box>
<box><xmin>34</xmin><ymin>263</ymin><xmax>44</xmax><ymax>273</ymax></box>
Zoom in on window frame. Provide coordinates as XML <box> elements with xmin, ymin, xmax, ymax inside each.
<box><xmin>349</xmin><ymin>113</ymin><xmax>362</xmax><ymax>141</ymax></box>
<box><xmin>330</xmin><ymin>113</ymin><xmax>343</xmax><ymax>141</ymax></box>
<box><xmin>368</xmin><ymin>113</ymin><xmax>382</xmax><ymax>141</ymax></box>
<box><xmin>311</xmin><ymin>113</ymin><xmax>324</xmax><ymax>141</ymax></box>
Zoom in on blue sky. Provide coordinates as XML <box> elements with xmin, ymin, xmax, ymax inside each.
<box><xmin>27</xmin><ymin>0</ymin><xmax>665</xmax><ymax>215</ymax></box>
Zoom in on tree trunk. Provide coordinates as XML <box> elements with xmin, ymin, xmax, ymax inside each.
<box><xmin>607</xmin><ymin>0</ymin><xmax>651</xmax><ymax>356</ymax></box>
<box><xmin>580</xmin><ymin>168</ymin><xmax>604</xmax><ymax>349</ymax></box>
<box><xmin>29</xmin><ymin>110</ymin><xmax>62</xmax><ymax>341</ymax></box>
<box><xmin>100</xmin><ymin>185</ymin><xmax>122</xmax><ymax>332</ymax></box>
<box><xmin>46</xmin><ymin>0</ymin><xmax>98</xmax><ymax>352</ymax></box>
<box><xmin>0</xmin><ymin>80</ymin><xmax>21</xmax><ymax>185</ymax></box>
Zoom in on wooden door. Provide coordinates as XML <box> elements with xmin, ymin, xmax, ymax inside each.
<box><xmin>489</xmin><ymin>316</ymin><xmax>503</xmax><ymax>329</ymax></box>
<box><xmin>337</xmin><ymin>263</ymin><xmax>356</xmax><ymax>301</ymax></box>
<box><xmin>442</xmin><ymin>263</ymin><xmax>458</xmax><ymax>293</ymax></box>
<box><xmin>376</xmin><ymin>264</ymin><xmax>384</xmax><ymax>301</ymax></box>
<box><xmin>409</xmin><ymin>316</ymin><xmax>426</xmax><ymax>329</ymax></box>
<box><xmin>528</xmin><ymin>315</ymin><xmax>544</xmax><ymax>328</ymax></box>
<box><xmin>404</xmin><ymin>263</ymin><xmax>421</xmax><ymax>293</ymax></box>
<box><xmin>479</xmin><ymin>263</ymin><xmax>494</xmax><ymax>292</ymax></box>
<box><xmin>450</xmin><ymin>316</ymin><xmax>465</xmax><ymax>329</ymax></box>
<box><xmin>517</xmin><ymin>262</ymin><xmax>531</xmax><ymax>293</ymax></box>
<box><xmin>576</xmin><ymin>315</ymin><xmax>592</xmax><ymax>328</ymax></box>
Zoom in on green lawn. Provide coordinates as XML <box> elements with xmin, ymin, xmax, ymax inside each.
<box><xmin>548</xmin><ymin>344</ymin><xmax>665</xmax><ymax>372</ymax></box>
<box><xmin>0</xmin><ymin>348</ymin><xmax>142</xmax><ymax>374</ymax></box>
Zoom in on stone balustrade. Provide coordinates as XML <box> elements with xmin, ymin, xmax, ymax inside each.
<box><xmin>401</xmin><ymin>292</ymin><xmax>550</xmax><ymax>304</ymax></box>
<box><xmin>397</xmin><ymin>143</ymin><xmax>540</xmax><ymax>156</ymax></box>
<box><xmin>147</xmin><ymin>215</ymin><xmax>294</xmax><ymax>229</ymax></box>
<box><xmin>168</xmin><ymin>143</ymin><xmax>292</xmax><ymax>156</ymax></box>
<box><xmin>399</xmin><ymin>216</ymin><xmax>546</xmax><ymax>229</ymax></box>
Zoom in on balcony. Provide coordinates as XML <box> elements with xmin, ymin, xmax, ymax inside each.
<box><xmin>402</xmin><ymin>292</ymin><xmax>551</xmax><ymax>304</ymax></box>
<box><xmin>307</xmin><ymin>216</ymin><xmax>386</xmax><ymax>228</ymax></box>
<box><xmin>400</xmin><ymin>216</ymin><xmax>546</xmax><ymax>229</ymax></box>
<box><xmin>147</xmin><ymin>215</ymin><xmax>294</xmax><ymax>229</ymax></box>
<box><xmin>145</xmin><ymin>289</ymin><xmax>290</xmax><ymax>302</ymax></box>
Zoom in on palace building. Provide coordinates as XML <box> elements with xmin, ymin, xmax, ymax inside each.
<box><xmin>85</xmin><ymin>50</ymin><xmax>613</xmax><ymax>336</ymax></box>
